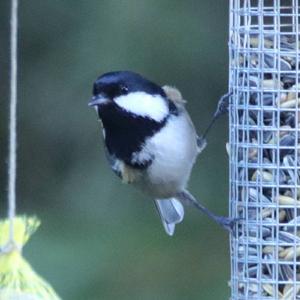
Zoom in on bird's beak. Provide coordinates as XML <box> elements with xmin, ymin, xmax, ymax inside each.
<box><xmin>88</xmin><ymin>95</ymin><xmax>109</xmax><ymax>107</ymax></box>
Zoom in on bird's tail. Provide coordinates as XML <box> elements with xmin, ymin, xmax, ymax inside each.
<box><xmin>154</xmin><ymin>198</ymin><xmax>184</xmax><ymax>236</ymax></box>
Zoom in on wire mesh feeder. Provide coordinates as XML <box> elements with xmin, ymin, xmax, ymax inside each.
<box><xmin>229</xmin><ymin>0</ymin><xmax>300</xmax><ymax>299</ymax></box>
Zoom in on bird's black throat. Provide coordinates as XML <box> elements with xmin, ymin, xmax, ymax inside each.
<box><xmin>98</xmin><ymin>104</ymin><xmax>166</xmax><ymax>168</ymax></box>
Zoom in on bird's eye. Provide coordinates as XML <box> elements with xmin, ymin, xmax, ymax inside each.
<box><xmin>120</xmin><ymin>85</ymin><xmax>129</xmax><ymax>95</ymax></box>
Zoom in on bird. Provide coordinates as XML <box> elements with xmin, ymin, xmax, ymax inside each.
<box><xmin>89</xmin><ymin>70</ymin><xmax>235</xmax><ymax>236</ymax></box>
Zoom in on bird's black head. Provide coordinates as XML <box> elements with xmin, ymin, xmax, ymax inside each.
<box><xmin>89</xmin><ymin>71</ymin><xmax>179</xmax><ymax>122</ymax></box>
<box><xmin>92</xmin><ymin>71</ymin><xmax>166</xmax><ymax>100</ymax></box>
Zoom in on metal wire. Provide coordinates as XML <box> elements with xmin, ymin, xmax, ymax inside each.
<box><xmin>229</xmin><ymin>0</ymin><xmax>300</xmax><ymax>299</ymax></box>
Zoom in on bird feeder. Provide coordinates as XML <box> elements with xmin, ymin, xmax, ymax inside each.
<box><xmin>229</xmin><ymin>0</ymin><xmax>300</xmax><ymax>299</ymax></box>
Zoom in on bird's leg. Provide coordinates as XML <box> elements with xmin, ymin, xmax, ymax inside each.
<box><xmin>201</xmin><ymin>92</ymin><xmax>232</xmax><ymax>140</ymax></box>
<box><xmin>177</xmin><ymin>189</ymin><xmax>239</xmax><ymax>232</ymax></box>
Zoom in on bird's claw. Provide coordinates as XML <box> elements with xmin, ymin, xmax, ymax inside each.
<box><xmin>214</xmin><ymin>92</ymin><xmax>232</xmax><ymax>118</ymax></box>
<box><xmin>214</xmin><ymin>216</ymin><xmax>240</xmax><ymax>233</ymax></box>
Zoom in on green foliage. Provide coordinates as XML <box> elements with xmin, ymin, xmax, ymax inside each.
<box><xmin>0</xmin><ymin>1</ymin><xmax>229</xmax><ymax>299</ymax></box>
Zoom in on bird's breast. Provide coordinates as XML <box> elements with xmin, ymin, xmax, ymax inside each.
<box><xmin>136</xmin><ymin>113</ymin><xmax>199</xmax><ymax>198</ymax></box>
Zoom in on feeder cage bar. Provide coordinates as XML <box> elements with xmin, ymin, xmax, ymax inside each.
<box><xmin>229</xmin><ymin>0</ymin><xmax>300</xmax><ymax>299</ymax></box>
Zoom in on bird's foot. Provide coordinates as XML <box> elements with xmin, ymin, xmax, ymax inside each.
<box><xmin>214</xmin><ymin>92</ymin><xmax>232</xmax><ymax>118</ymax></box>
<box><xmin>214</xmin><ymin>216</ymin><xmax>240</xmax><ymax>233</ymax></box>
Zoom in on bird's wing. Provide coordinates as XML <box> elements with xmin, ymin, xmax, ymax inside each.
<box><xmin>154</xmin><ymin>198</ymin><xmax>184</xmax><ymax>236</ymax></box>
<box><xmin>104</xmin><ymin>148</ymin><xmax>142</xmax><ymax>184</ymax></box>
<box><xmin>163</xmin><ymin>85</ymin><xmax>207</xmax><ymax>154</ymax></box>
<box><xmin>162</xmin><ymin>85</ymin><xmax>186</xmax><ymax>108</ymax></box>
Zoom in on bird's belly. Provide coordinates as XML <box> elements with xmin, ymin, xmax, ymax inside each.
<box><xmin>144</xmin><ymin>158</ymin><xmax>192</xmax><ymax>198</ymax></box>
<box><xmin>136</xmin><ymin>114</ymin><xmax>198</xmax><ymax>198</ymax></box>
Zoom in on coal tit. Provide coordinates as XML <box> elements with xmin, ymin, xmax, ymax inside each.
<box><xmin>89</xmin><ymin>71</ymin><xmax>234</xmax><ymax>235</ymax></box>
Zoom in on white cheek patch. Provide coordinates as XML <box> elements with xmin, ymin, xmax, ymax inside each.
<box><xmin>114</xmin><ymin>92</ymin><xmax>168</xmax><ymax>122</ymax></box>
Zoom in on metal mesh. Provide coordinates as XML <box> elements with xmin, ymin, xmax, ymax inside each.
<box><xmin>229</xmin><ymin>0</ymin><xmax>300</xmax><ymax>299</ymax></box>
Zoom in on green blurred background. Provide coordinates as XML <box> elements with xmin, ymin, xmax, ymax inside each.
<box><xmin>0</xmin><ymin>1</ymin><xmax>230</xmax><ymax>299</ymax></box>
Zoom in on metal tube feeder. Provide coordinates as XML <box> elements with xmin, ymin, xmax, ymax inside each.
<box><xmin>229</xmin><ymin>0</ymin><xmax>300</xmax><ymax>299</ymax></box>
